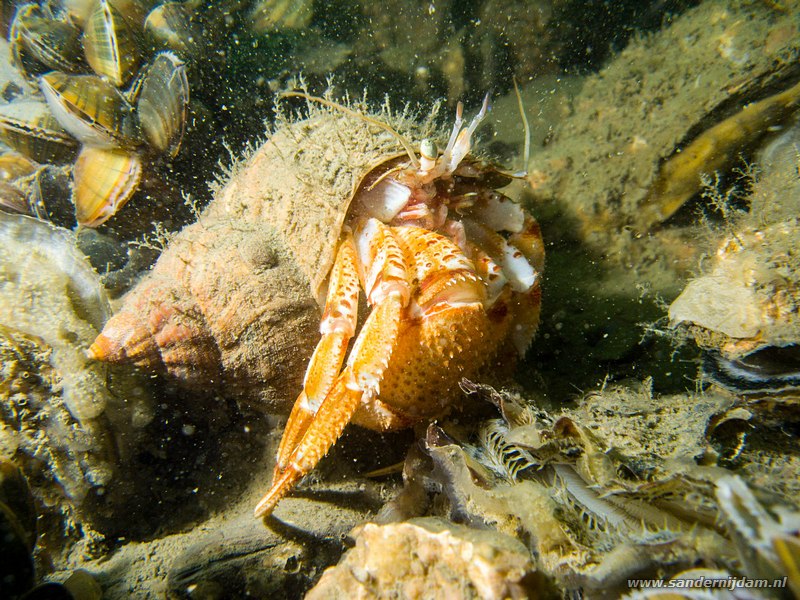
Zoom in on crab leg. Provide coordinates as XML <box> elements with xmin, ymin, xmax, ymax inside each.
<box><xmin>273</xmin><ymin>233</ymin><xmax>361</xmax><ymax>476</ymax></box>
<box><xmin>255</xmin><ymin>221</ymin><xmax>410</xmax><ymax>518</ymax></box>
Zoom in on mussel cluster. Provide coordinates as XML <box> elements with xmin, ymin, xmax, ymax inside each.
<box><xmin>0</xmin><ymin>0</ymin><xmax>193</xmax><ymax>228</ymax></box>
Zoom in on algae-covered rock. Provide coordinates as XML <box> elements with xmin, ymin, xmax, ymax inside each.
<box><xmin>307</xmin><ymin>517</ymin><xmax>544</xmax><ymax>600</ymax></box>
<box><xmin>0</xmin><ymin>213</ymin><xmax>152</xmax><ymax>534</ymax></box>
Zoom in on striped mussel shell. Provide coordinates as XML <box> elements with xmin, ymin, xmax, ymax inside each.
<box><xmin>108</xmin><ymin>0</ymin><xmax>156</xmax><ymax>28</ymax></box>
<box><xmin>39</xmin><ymin>72</ymin><xmax>142</xmax><ymax>149</ymax></box>
<box><xmin>9</xmin><ymin>4</ymin><xmax>86</xmax><ymax>78</ymax></box>
<box><xmin>0</xmin><ymin>150</ymin><xmax>38</xmax><ymax>215</ymax></box>
<box><xmin>0</xmin><ymin>181</ymin><xmax>30</xmax><ymax>215</ymax></box>
<box><xmin>82</xmin><ymin>0</ymin><xmax>142</xmax><ymax>87</ymax></box>
<box><xmin>249</xmin><ymin>0</ymin><xmax>313</xmax><ymax>32</ymax></box>
<box><xmin>137</xmin><ymin>51</ymin><xmax>189</xmax><ymax>157</ymax></box>
<box><xmin>0</xmin><ymin>159</ymin><xmax>76</xmax><ymax>228</ymax></box>
<box><xmin>144</xmin><ymin>2</ymin><xmax>200</xmax><ymax>57</ymax></box>
<box><xmin>0</xmin><ymin>100</ymin><xmax>78</xmax><ymax>163</ymax></box>
<box><xmin>72</xmin><ymin>145</ymin><xmax>142</xmax><ymax>227</ymax></box>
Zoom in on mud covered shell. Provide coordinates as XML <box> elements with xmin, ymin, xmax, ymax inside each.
<box><xmin>307</xmin><ymin>518</ymin><xmax>536</xmax><ymax>599</ymax></box>
<box><xmin>39</xmin><ymin>72</ymin><xmax>141</xmax><ymax>149</ymax></box>
<box><xmin>137</xmin><ymin>51</ymin><xmax>189</xmax><ymax>157</ymax></box>
<box><xmin>82</xmin><ymin>0</ymin><xmax>141</xmax><ymax>87</ymax></box>
<box><xmin>72</xmin><ymin>145</ymin><xmax>142</xmax><ymax>227</ymax></box>
<box><xmin>0</xmin><ymin>100</ymin><xmax>78</xmax><ymax>163</ymax></box>
<box><xmin>0</xmin><ymin>459</ymin><xmax>36</xmax><ymax>552</ymax></box>
<box><xmin>0</xmin><ymin>460</ymin><xmax>35</xmax><ymax>598</ymax></box>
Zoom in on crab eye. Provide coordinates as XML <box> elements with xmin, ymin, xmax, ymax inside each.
<box><xmin>420</xmin><ymin>139</ymin><xmax>438</xmax><ymax>160</ymax></box>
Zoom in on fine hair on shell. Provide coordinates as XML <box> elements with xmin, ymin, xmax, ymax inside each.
<box><xmin>208</xmin><ymin>77</ymin><xmax>458</xmax><ymax>199</ymax></box>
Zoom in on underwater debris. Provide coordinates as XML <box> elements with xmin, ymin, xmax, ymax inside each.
<box><xmin>716</xmin><ymin>475</ymin><xmax>800</xmax><ymax>598</ymax></box>
<box><xmin>0</xmin><ymin>212</ymin><xmax>152</xmax><ymax>532</ymax></box>
<box><xmin>668</xmin><ymin>117</ymin><xmax>800</xmax><ymax>401</ymax></box>
<box><xmin>397</xmin><ymin>381</ymin><xmax>796</xmax><ymax>595</ymax></box>
<box><xmin>306</xmin><ymin>517</ymin><xmax>547</xmax><ymax>600</ymax></box>
<box><xmin>640</xmin><ymin>79</ymin><xmax>800</xmax><ymax>230</ymax></box>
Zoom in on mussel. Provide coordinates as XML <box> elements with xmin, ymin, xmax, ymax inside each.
<box><xmin>72</xmin><ymin>145</ymin><xmax>142</xmax><ymax>227</ymax></box>
<box><xmin>9</xmin><ymin>4</ymin><xmax>86</xmax><ymax>78</ymax></box>
<box><xmin>0</xmin><ymin>100</ymin><xmax>78</xmax><ymax>163</ymax></box>
<box><xmin>0</xmin><ymin>150</ymin><xmax>37</xmax><ymax>182</ymax></box>
<box><xmin>82</xmin><ymin>0</ymin><xmax>142</xmax><ymax>87</ymax></box>
<box><xmin>143</xmin><ymin>1</ymin><xmax>199</xmax><ymax>57</ymax></box>
<box><xmin>137</xmin><ymin>51</ymin><xmax>189</xmax><ymax>157</ymax></box>
<box><xmin>39</xmin><ymin>72</ymin><xmax>141</xmax><ymax>149</ymax></box>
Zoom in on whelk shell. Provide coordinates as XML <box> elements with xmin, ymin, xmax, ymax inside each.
<box><xmin>39</xmin><ymin>72</ymin><xmax>141</xmax><ymax>149</ymax></box>
<box><xmin>0</xmin><ymin>100</ymin><xmax>78</xmax><ymax>163</ymax></box>
<box><xmin>88</xmin><ymin>100</ymin><xmax>448</xmax><ymax>406</ymax></box>
<box><xmin>72</xmin><ymin>145</ymin><xmax>142</xmax><ymax>227</ymax></box>
<box><xmin>137</xmin><ymin>51</ymin><xmax>189</xmax><ymax>157</ymax></box>
<box><xmin>82</xmin><ymin>0</ymin><xmax>142</xmax><ymax>87</ymax></box>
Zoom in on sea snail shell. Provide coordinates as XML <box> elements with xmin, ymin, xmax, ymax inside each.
<box><xmin>90</xmin><ymin>100</ymin><xmax>443</xmax><ymax>410</ymax></box>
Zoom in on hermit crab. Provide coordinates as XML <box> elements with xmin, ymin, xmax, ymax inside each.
<box><xmin>88</xmin><ymin>90</ymin><xmax>544</xmax><ymax>518</ymax></box>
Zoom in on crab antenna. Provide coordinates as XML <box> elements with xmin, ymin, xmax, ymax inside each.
<box><xmin>463</xmin><ymin>93</ymin><xmax>491</xmax><ymax>140</ymax></box>
<box><xmin>280</xmin><ymin>91</ymin><xmax>420</xmax><ymax>168</ymax></box>
<box><xmin>442</xmin><ymin>101</ymin><xmax>465</xmax><ymax>157</ymax></box>
<box><xmin>513</xmin><ymin>77</ymin><xmax>530</xmax><ymax>177</ymax></box>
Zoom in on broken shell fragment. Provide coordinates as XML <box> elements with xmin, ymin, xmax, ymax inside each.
<box><xmin>39</xmin><ymin>71</ymin><xmax>141</xmax><ymax>149</ymax></box>
<box><xmin>82</xmin><ymin>0</ymin><xmax>141</xmax><ymax>87</ymax></box>
<box><xmin>137</xmin><ymin>51</ymin><xmax>189</xmax><ymax>157</ymax></box>
<box><xmin>72</xmin><ymin>145</ymin><xmax>142</xmax><ymax>227</ymax></box>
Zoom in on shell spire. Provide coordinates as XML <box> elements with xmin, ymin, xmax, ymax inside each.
<box><xmin>89</xmin><ymin>310</ymin><xmax>158</xmax><ymax>364</ymax></box>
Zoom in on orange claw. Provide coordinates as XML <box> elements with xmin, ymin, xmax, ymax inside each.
<box><xmin>256</xmin><ymin>221</ymin><xmax>408</xmax><ymax>518</ymax></box>
<box><xmin>273</xmin><ymin>235</ymin><xmax>360</xmax><ymax>477</ymax></box>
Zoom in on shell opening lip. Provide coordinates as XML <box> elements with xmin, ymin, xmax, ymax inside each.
<box><xmin>703</xmin><ymin>345</ymin><xmax>800</xmax><ymax>395</ymax></box>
